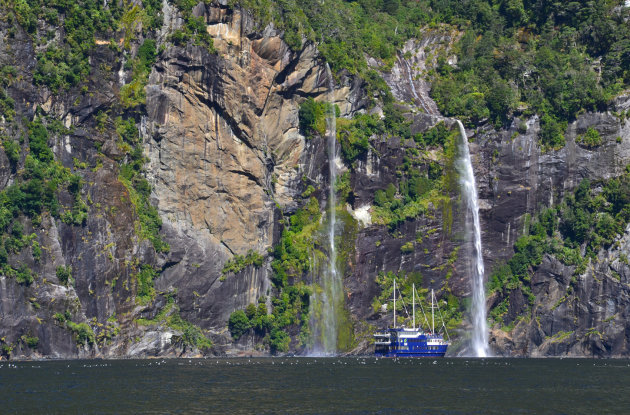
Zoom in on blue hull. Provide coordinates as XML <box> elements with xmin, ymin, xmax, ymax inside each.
<box><xmin>374</xmin><ymin>328</ymin><xmax>449</xmax><ymax>358</ymax></box>
<box><xmin>375</xmin><ymin>350</ymin><xmax>447</xmax><ymax>358</ymax></box>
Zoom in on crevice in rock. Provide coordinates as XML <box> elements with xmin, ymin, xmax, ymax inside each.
<box><xmin>221</xmin><ymin>240</ymin><xmax>235</xmax><ymax>256</ymax></box>
<box><xmin>228</xmin><ymin>169</ymin><xmax>263</xmax><ymax>186</ymax></box>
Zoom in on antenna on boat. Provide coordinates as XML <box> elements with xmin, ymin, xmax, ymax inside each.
<box><xmin>431</xmin><ymin>289</ymin><xmax>435</xmax><ymax>335</ymax></box>
<box><xmin>412</xmin><ymin>283</ymin><xmax>415</xmax><ymax>330</ymax></box>
<box><xmin>393</xmin><ymin>279</ymin><xmax>396</xmax><ymax>329</ymax></box>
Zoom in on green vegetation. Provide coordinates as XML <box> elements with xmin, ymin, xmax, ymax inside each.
<box><xmin>0</xmin><ymin>119</ymin><xmax>72</xmax><ymax>227</ymax></box>
<box><xmin>430</xmin><ymin>1</ymin><xmax>629</xmax><ymax>133</ymax></box>
<box><xmin>577</xmin><ymin>127</ymin><xmax>603</xmax><ymax>149</ymax></box>
<box><xmin>413</xmin><ymin>121</ymin><xmax>451</xmax><ymax>148</ymax></box>
<box><xmin>116</xmin><ymin>117</ymin><xmax>169</xmax><ymax>253</ymax></box>
<box><xmin>0</xmin><ymin>117</ymin><xmax>82</xmax><ymax>283</ymax></box>
<box><xmin>135</xmin><ymin>264</ymin><xmax>159</xmax><ymax>305</ymax></box>
<box><xmin>169</xmin><ymin>0</ymin><xmax>216</xmax><ymax>52</ymax></box>
<box><xmin>54</xmin><ymin>311</ymin><xmax>71</xmax><ymax>323</ymax></box>
<box><xmin>336</xmin><ymin>113</ymin><xmax>383</xmax><ymax>164</ymax></box>
<box><xmin>372</xmin><ymin>270</ymin><xmax>462</xmax><ymax>332</ymax></box>
<box><xmin>271</xmin><ymin>197</ymin><xmax>321</xmax><ymax>287</ymax></box>
<box><xmin>547</xmin><ymin>330</ymin><xmax>574</xmax><ymax>344</ymax></box>
<box><xmin>222</xmin><ymin>250</ymin><xmax>264</xmax><ymax>276</ymax></box>
<box><xmin>227</xmin><ymin>310</ymin><xmax>250</xmax><ymax>340</ymax></box>
<box><xmin>21</xmin><ymin>334</ymin><xmax>39</xmax><ymax>348</ymax></box>
<box><xmin>298</xmin><ymin>98</ymin><xmax>330</xmax><ymax>139</ymax></box>
<box><xmin>372</xmin><ymin>124</ymin><xmax>458</xmax><ymax>229</ymax></box>
<box><xmin>168</xmin><ymin>311</ymin><xmax>212</xmax><ymax>351</ymax></box>
<box><xmin>2</xmin><ymin>138</ymin><xmax>20</xmax><ymax>169</ymax></box>
<box><xmin>236</xmin><ymin>1</ymin><xmax>630</xmax><ymax>137</ymax></box>
<box><xmin>0</xmin><ymin>87</ymin><xmax>15</xmax><ymax>122</ymax></box>
<box><xmin>400</xmin><ymin>241</ymin><xmax>414</xmax><ymax>254</ymax></box>
<box><xmin>56</xmin><ymin>265</ymin><xmax>73</xmax><ymax>286</ymax></box>
<box><xmin>229</xmin><ymin>284</ymin><xmax>311</xmax><ymax>353</ymax></box>
<box><xmin>66</xmin><ymin>321</ymin><xmax>95</xmax><ymax>345</ymax></box>
<box><xmin>234</xmin><ymin>0</ymin><xmax>434</xmax><ymax>75</ymax></box>
<box><xmin>120</xmin><ymin>38</ymin><xmax>157</xmax><ymax>108</ymax></box>
<box><xmin>539</xmin><ymin>113</ymin><xmax>567</xmax><ymax>151</ymax></box>
<box><xmin>6</xmin><ymin>0</ymin><xmax>163</xmax><ymax>92</ymax></box>
<box><xmin>227</xmin><ymin>196</ymin><xmax>328</xmax><ymax>353</ymax></box>
<box><xmin>13</xmin><ymin>264</ymin><xmax>34</xmax><ymax>285</ymax></box>
<box><xmin>489</xmin><ymin>174</ymin><xmax>630</xmax><ymax>325</ymax></box>
<box><xmin>31</xmin><ymin>239</ymin><xmax>41</xmax><ymax>261</ymax></box>
<box><xmin>61</xmin><ymin>173</ymin><xmax>88</xmax><ymax>226</ymax></box>
<box><xmin>137</xmin><ymin>296</ymin><xmax>212</xmax><ymax>351</ymax></box>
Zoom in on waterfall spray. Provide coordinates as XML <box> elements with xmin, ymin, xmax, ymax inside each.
<box><xmin>455</xmin><ymin>120</ymin><xmax>489</xmax><ymax>357</ymax></box>
<box><xmin>309</xmin><ymin>63</ymin><xmax>342</xmax><ymax>355</ymax></box>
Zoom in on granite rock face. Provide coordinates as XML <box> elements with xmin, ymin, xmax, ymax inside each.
<box><xmin>1</xmin><ymin>1</ymin><xmax>630</xmax><ymax>359</ymax></box>
<box><xmin>476</xmin><ymin>101</ymin><xmax>630</xmax><ymax>357</ymax></box>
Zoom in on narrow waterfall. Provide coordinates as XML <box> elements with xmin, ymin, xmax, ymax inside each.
<box><xmin>455</xmin><ymin>120</ymin><xmax>489</xmax><ymax>358</ymax></box>
<box><xmin>403</xmin><ymin>59</ymin><xmax>429</xmax><ymax>114</ymax></box>
<box><xmin>309</xmin><ymin>63</ymin><xmax>342</xmax><ymax>355</ymax></box>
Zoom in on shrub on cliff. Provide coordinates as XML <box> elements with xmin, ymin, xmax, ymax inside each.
<box><xmin>56</xmin><ymin>265</ymin><xmax>73</xmax><ymax>286</ymax></box>
<box><xmin>269</xmin><ymin>328</ymin><xmax>290</xmax><ymax>354</ymax></box>
<box><xmin>228</xmin><ymin>310</ymin><xmax>251</xmax><ymax>340</ymax></box>
<box><xmin>577</xmin><ymin>128</ymin><xmax>602</xmax><ymax>148</ymax></box>
<box><xmin>222</xmin><ymin>250</ymin><xmax>264</xmax><ymax>276</ymax></box>
<box><xmin>298</xmin><ymin>98</ymin><xmax>328</xmax><ymax>139</ymax></box>
<box><xmin>67</xmin><ymin>321</ymin><xmax>95</xmax><ymax>345</ymax></box>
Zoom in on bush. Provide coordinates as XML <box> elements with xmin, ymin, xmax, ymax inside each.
<box><xmin>135</xmin><ymin>264</ymin><xmax>158</xmax><ymax>304</ymax></box>
<box><xmin>228</xmin><ymin>310</ymin><xmax>251</xmax><ymax>340</ymax></box>
<box><xmin>56</xmin><ymin>265</ymin><xmax>73</xmax><ymax>286</ymax></box>
<box><xmin>167</xmin><ymin>310</ymin><xmax>212</xmax><ymax>350</ymax></box>
<box><xmin>66</xmin><ymin>321</ymin><xmax>95</xmax><ymax>345</ymax></box>
<box><xmin>222</xmin><ymin>250</ymin><xmax>265</xmax><ymax>275</ymax></box>
<box><xmin>400</xmin><ymin>242</ymin><xmax>414</xmax><ymax>254</ymax></box>
<box><xmin>539</xmin><ymin>114</ymin><xmax>567</xmax><ymax>150</ymax></box>
<box><xmin>28</xmin><ymin>120</ymin><xmax>54</xmax><ymax>163</ymax></box>
<box><xmin>577</xmin><ymin>127</ymin><xmax>602</xmax><ymax>148</ymax></box>
<box><xmin>15</xmin><ymin>264</ymin><xmax>34</xmax><ymax>285</ymax></box>
<box><xmin>21</xmin><ymin>335</ymin><xmax>39</xmax><ymax>348</ymax></box>
<box><xmin>299</xmin><ymin>98</ymin><xmax>329</xmax><ymax>139</ymax></box>
<box><xmin>31</xmin><ymin>240</ymin><xmax>41</xmax><ymax>261</ymax></box>
<box><xmin>2</xmin><ymin>139</ymin><xmax>20</xmax><ymax>168</ymax></box>
<box><xmin>0</xmin><ymin>87</ymin><xmax>15</xmax><ymax>121</ymax></box>
<box><xmin>54</xmin><ymin>312</ymin><xmax>67</xmax><ymax>323</ymax></box>
<box><xmin>336</xmin><ymin>113</ymin><xmax>383</xmax><ymax>163</ymax></box>
<box><xmin>413</xmin><ymin>122</ymin><xmax>450</xmax><ymax>147</ymax></box>
<box><xmin>269</xmin><ymin>328</ymin><xmax>290</xmax><ymax>353</ymax></box>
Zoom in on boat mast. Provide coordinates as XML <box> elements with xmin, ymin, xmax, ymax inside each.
<box><xmin>412</xmin><ymin>283</ymin><xmax>416</xmax><ymax>330</ymax></box>
<box><xmin>393</xmin><ymin>279</ymin><xmax>396</xmax><ymax>329</ymax></box>
<box><xmin>431</xmin><ymin>289</ymin><xmax>435</xmax><ymax>335</ymax></box>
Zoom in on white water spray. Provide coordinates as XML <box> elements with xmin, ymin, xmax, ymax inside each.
<box><xmin>456</xmin><ymin>120</ymin><xmax>489</xmax><ymax>357</ymax></box>
<box><xmin>309</xmin><ymin>64</ymin><xmax>342</xmax><ymax>355</ymax></box>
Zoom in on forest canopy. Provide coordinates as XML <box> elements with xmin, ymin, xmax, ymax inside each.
<box><xmin>235</xmin><ymin>0</ymin><xmax>630</xmax><ymax>128</ymax></box>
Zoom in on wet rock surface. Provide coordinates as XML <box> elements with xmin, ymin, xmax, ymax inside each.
<box><xmin>1</xmin><ymin>2</ymin><xmax>630</xmax><ymax>359</ymax></box>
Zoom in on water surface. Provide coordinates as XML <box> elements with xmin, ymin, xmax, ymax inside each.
<box><xmin>1</xmin><ymin>358</ymin><xmax>628</xmax><ymax>414</ymax></box>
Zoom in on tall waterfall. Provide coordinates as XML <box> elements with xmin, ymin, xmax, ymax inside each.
<box><xmin>455</xmin><ymin>120</ymin><xmax>489</xmax><ymax>357</ymax></box>
<box><xmin>309</xmin><ymin>64</ymin><xmax>342</xmax><ymax>355</ymax></box>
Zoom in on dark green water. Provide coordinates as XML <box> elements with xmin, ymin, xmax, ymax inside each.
<box><xmin>1</xmin><ymin>358</ymin><xmax>628</xmax><ymax>414</ymax></box>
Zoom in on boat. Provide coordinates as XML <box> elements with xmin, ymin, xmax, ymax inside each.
<box><xmin>374</xmin><ymin>281</ymin><xmax>449</xmax><ymax>357</ymax></box>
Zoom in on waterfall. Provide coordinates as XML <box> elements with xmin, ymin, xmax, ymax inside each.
<box><xmin>403</xmin><ymin>59</ymin><xmax>429</xmax><ymax>114</ymax></box>
<box><xmin>455</xmin><ymin>120</ymin><xmax>489</xmax><ymax>358</ymax></box>
<box><xmin>309</xmin><ymin>63</ymin><xmax>342</xmax><ymax>355</ymax></box>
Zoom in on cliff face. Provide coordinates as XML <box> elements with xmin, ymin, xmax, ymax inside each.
<box><xmin>477</xmin><ymin>100</ymin><xmax>630</xmax><ymax>357</ymax></box>
<box><xmin>1</xmin><ymin>1</ymin><xmax>630</xmax><ymax>359</ymax></box>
